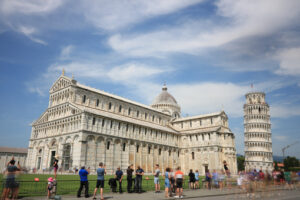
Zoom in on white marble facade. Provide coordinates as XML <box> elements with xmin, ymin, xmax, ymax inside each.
<box><xmin>244</xmin><ymin>92</ymin><xmax>273</xmax><ymax>172</ymax></box>
<box><xmin>26</xmin><ymin>73</ymin><xmax>237</xmax><ymax>175</ymax></box>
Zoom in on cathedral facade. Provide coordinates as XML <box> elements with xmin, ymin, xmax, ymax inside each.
<box><xmin>26</xmin><ymin>73</ymin><xmax>237</xmax><ymax>175</ymax></box>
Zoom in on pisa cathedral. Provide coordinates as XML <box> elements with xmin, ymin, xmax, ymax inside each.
<box><xmin>26</xmin><ymin>72</ymin><xmax>237</xmax><ymax>175</ymax></box>
<box><xmin>244</xmin><ymin>92</ymin><xmax>273</xmax><ymax>172</ymax></box>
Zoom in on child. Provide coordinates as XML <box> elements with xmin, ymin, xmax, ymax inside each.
<box><xmin>47</xmin><ymin>177</ymin><xmax>54</xmax><ymax>199</ymax></box>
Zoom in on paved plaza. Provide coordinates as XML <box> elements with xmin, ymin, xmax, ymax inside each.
<box><xmin>23</xmin><ymin>187</ymin><xmax>300</xmax><ymax>200</ymax></box>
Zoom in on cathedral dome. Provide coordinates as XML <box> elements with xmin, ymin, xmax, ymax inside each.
<box><xmin>152</xmin><ymin>85</ymin><xmax>178</xmax><ymax>105</ymax></box>
<box><xmin>151</xmin><ymin>84</ymin><xmax>181</xmax><ymax>118</ymax></box>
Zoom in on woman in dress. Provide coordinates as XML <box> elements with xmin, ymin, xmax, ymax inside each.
<box><xmin>53</xmin><ymin>155</ymin><xmax>59</xmax><ymax>178</ymax></box>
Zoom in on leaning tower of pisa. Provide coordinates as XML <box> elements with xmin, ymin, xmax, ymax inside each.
<box><xmin>244</xmin><ymin>92</ymin><xmax>273</xmax><ymax>172</ymax></box>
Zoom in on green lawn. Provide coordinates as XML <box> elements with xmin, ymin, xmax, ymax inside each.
<box><xmin>0</xmin><ymin>174</ymin><xmax>203</xmax><ymax>197</ymax></box>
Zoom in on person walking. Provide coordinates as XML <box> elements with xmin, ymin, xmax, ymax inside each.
<box><xmin>135</xmin><ymin>166</ymin><xmax>144</xmax><ymax>193</ymax></box>
<box><xmin>188</xmin><ymin>169</ymin><xmax>195</xmax><ymax>189</ymax></box>
<box><xmin>92</xmin><ymin>163</ymin><xmax>106</xmax><ymax>200</ymax></box>
<box><xmin>115</xmin><ymin>167</ymin><xmax>124</xmax><ymax>193</ymax></box>
<box><xmin>164</xmin><ymin>167</ymin><xmax>171</xmax><ymax>198</ymax></box>
<box><xmin>77</xmin><ymin>166</ymin><xmax>90</xmax><ymax>198</ymax></box>
<box><xmin>174</xmin><ymin>166</ymin><xmax>184</xmax><ymax>199</ymax></box>
<box><xmin>153</xmin><ymin>164</ymin><xmax>160</xmax><ymax>193</ymax></box>
<box><xmin>126</xmin><ymin>164</ymin><xmax>134</xmax><ymax>193</ymax></box>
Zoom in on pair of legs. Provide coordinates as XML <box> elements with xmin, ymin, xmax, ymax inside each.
<box><xmin>154</xmin><ymin>178</ymin><xmax>160</xmax><ymax>192</ymax></box>
<box><xmin>117</xmin><ymin>180</ymin><xmax>123</xmax><ymax>193</ymax></box>
<box><xmin>175</xmin><ymin>179</ymin><xmax>183</xmax><ymax>198</ymax></box>
<box><xmin>195</xmin><ymin>180</ymin><xmax>199</xmax><ymax>189</ymax></box>
<box><xmin>77</xmin><ymin>181</ymin><xmax>89</xmax><ymax>197</ymax></box>
<box><xmin>93</xmin><ymin>180</ymin><xmax>104</xmax><ymax>200</ymax></box>
<box><xmin>135</xmin><ymin>177</ymin><xmax>142</xmax><ymax>193</ymax></box>
<box><xmin>54</xmin><ymin>168</ymin><xmax>58</xmax><ymax>179</ymax></box>
<box><xmin>165</xmin><ymin>185</ymin><xmax>170</xmax><ymax>198</ymax></box>
<box><xmin>189</xmin><ymin>181</ymin><xmax>194</xmax><ymax>189</ymax></box>
<box><xmin>127</xmin><ymin>177</ymin><xmax>133</xmax><ymax>193</ymax></box>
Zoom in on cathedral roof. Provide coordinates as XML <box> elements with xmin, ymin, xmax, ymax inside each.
<box><xmin>151</xmin><ymin>85</ymin><xmax>179</xmax><ymax>106</ymax></box>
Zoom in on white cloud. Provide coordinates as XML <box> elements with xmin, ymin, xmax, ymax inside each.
<box><xmin>18</xmin><ymin>26</ymin><xmax>47</xmax><ymax>45</ymax></box>
<box><xmin>0</xmin><ymin>0</ymin><xmax>63</xmax><ymax>15</ymax></box>
<box><xmin>27</xmin><ymin>61</ymin><xmax>170</xmax><ymax>96</ymax></box>
<box><xmin>108</xmin><ymin>0</ymin><xmax>300</xmax><ymax>63</ymax></box>
<box><xmin>80</xmin><ymin>0</ymin><xmax>204</xmax><ymax>30</ymax></box>
<box><xmin>60</xmin><ymin>45</ymin><xmax>74</xmax><ymax>60</ymax></box>
<box><xmin>270</xmin><ymin>104</ymin><xmax>300</xmax><ymax>118</ymax></box>
<box><xmin>275</xmin><ymin>47</ymin><xmax>300</xmax><ymax>76</ymax></box>
<box><xmin>273</xmin><ymin>135</ymin><xmax>287</xmax><ymax>141</ymax></box>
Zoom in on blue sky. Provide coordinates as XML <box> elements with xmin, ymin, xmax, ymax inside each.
<box><xmin>0</xmin><ymin>0</ymin><xmax>300</xmax><ymax>158</ymax></box>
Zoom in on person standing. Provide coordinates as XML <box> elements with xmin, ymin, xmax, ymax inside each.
<box><xmin>164</xmin><ymin>167</ymin><xmax>171</xmax><ymax>198</ymax></box>
<box><xmin>126</xmin><ymin>164</ymin><xmax>134</xmax><ymax>193</ymax></box>
<box><xmin>212</xmin><ymin>170</ymin><xmax>219</xmax><ymax>188</ymax></box>
<box><xmin>188</xmin><ymin>169</ymin><xmax>195</xmax><ymax>189</ymax></box>
<box><xmin>195</xmin><ymin>170</ymin><xmax>200</xmax><ymax>189</ymax></box>
<box><xmin>135</xmin><ymin>166</ymin><xmax>144</xmax><ymax>193</ymax></box>
<box><xmin>2</xmin><ymin>158</ymin><xmax>21</xmax><ymax>200</ymax></box>
<box><xmin>115</xmin><ymin>167</ymin><xmax>123</xmax><ymax>193</ymax></box>
<box><xmin>153</xmin><ymin>164</ymin><xmax>160</xmax><ymax>193</ymax></box>
<box><xmin>92</xmin><ymin>163</ymin><xmax>106</xmax><ymax>200</ymax></box>
<box><xmin>77</xmin><ymin>166</ymin><xmax>90</xmax><ymax>198</ymax></box>
<box><xmin>205</xmin><ymin>169</ymin><xmax>212</xmax><ymax>189</ymax></box>
<box><xmin>53</xmin><ymin>155</ymin><xmax>59</xmax><ymax>179</ymax></box>
<box><xmin>174</xmin><ymin>166</ymin><xmax>184</xmax><ymax>199</ymax></box>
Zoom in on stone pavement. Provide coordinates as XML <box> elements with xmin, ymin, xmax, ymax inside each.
<box><xmin>22</xmin><ymin>186</ymin><xmax>300</xmax><ymax>200</ymax></box>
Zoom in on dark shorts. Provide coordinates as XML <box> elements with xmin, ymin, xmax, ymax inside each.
<box><xmin>96</xmin><ymin>180</ymin><xmax>105</xmax><ymax>188</ymax></box>
<box><xmin>176</xmin><ymin>179</ymin><xmax>183</xmax><ymax>188</ymax></box>
<box><xmin>5</xmin><ymin>178</ymin><xmax>19</xmax><ymax>189</ymax></box>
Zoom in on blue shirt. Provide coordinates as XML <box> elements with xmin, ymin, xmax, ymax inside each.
<box><xmin>165</xmin><ymin>172</ymin><xmax>169</xmax><ymax>182</ymax></box>
<box><xmin>79</xmin><ymin>169</ymin><xmax>89</xmax><ymax>181</ymax></box>
<box><xmin>116</xmin><ymin>170</ymin><xmax>123</xmax><ymax>180</ymax></box>
<box><xmin>136</xmin><ymin>168</ymin><xmax>144</xmax><ymax>177</ymax></box>
<box><xmin>97</xmin><ymin>168</ymin><xmax>105</xmax><ymax>180</ymax></box>
<box><xmin>195</xmin><ymin>172</ymin><xmax>199</xmax><ymax>180</ymax></box>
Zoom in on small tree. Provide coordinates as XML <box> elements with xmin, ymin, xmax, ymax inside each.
<box><xmin>237</xmin><ymin>155</ymin><xmax>245</xmax><ymax>172</ymax></box>
<box><xmin>283</xmin><ymin>156</ymin><xmax>300</xmax><ymax>171</ymax></box>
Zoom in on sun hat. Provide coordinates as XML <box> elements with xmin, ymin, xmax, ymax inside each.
<box><xmin>48</xmin><ymin>177</ymin><xmax>53</xmax><ymax>182</ymax></box>
<box><xmin>54</xmin><ymin>155</ymin><xmax>59</xmax><ymax>159</ymax></box>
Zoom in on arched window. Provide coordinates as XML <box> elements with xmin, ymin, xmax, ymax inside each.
<box><xmin>159</xmin><ymin>148</ymin><xmax>161</xmax><ymax>155</ymax></box>
<box><xmin>119</xmin><ymin>105</ymin><xmax>122</xmax><ymax>112</ymax></box>
<box><xmin>92</xmin><ymin>117</ymin><xmax>96</xmax><ymax>125</ymax></box>
<box><xmin>152</xmin><ymin>115</ymin><xmax>155</xmax><ymax>121</ymax></box>
<box><xmin>123</xmin><ymin>143</ymin><xmax>126</xmax><ymax>151</ymax></box>
<box><xmin>137</xmin><ymin>111</ymin><xmax>139</xmax><ymax>117</ymax></box>
<box><xmin>96</xmin><ymin>99</ymin><xmax>100</xmax><ymax>107</ymax></box>
<box><xmin>128</xmin><ymin>108</ymin><xmax>131</xmax><ymax>115</ymax></box>
<box><xmin>102</xmin><ymin>119</ymin><xmax>105</xmax><ymax>127</ymax></box>
<box><xmin>107</xmin><ymin>141</ymin><xmax>110</xmax><ymax>150</ymax></box>
<box><xmin>136</xmin><ymin>145</ymin><xmax>139</xmax><ymax>153</ymax></box>
<box><xmin>148</xmin><ymin>146</ymin><xmax>151</xmax><ymax>154</ymax></box>
<box><xmin>82</xmin><ymin>95</ymin><xmax>86</xmax><ymax>103</ymax></box>
<box><xmin>145</xmin><ymin>113</ymin><xmax>147</xmax><ymax>119</ymax></box>
<box><xmin>108</xmin><ymin>102</ymin><xmax>112</xmax><ymax>110</ymax></box>
<box><xmin>192</xmin><ymin>152</ymin><xmax>195</xmax><ymax>160</ymax></box>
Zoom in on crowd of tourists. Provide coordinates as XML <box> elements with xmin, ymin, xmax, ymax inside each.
<box><xmin>1</xmin><ymin>157</ymin><xmax>300</xmax><ymax>200</ymax></box>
